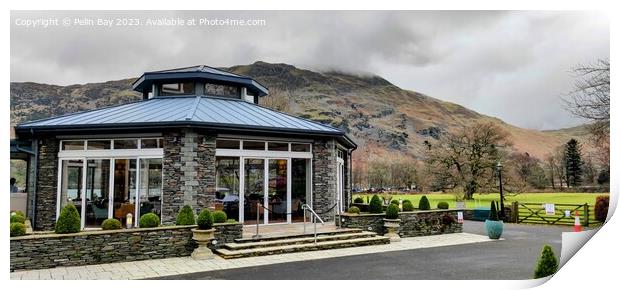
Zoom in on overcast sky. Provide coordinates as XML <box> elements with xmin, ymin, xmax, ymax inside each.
<box><xmin>10</xmin><ymin>11</ymin><xmax>609</xmax><ymax>130</ymax></box>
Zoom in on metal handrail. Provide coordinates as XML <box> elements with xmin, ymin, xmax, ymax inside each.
<box><xmin>301</xmin><ymin>204</ymin><xmax>324</xmax><ymax>243</ymax></box>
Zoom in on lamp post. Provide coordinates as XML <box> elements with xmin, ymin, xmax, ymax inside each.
<box><xmin>496</xmin><ymin>161</ymin><xmax>505</xmax><ymax>220</ymax></box>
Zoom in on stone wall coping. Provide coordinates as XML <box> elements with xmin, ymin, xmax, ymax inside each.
<box><xmin>11</xmin><ymin>222</ymin><xmax>241</xmax><ymax>241</ymax></box>
<box><xmin>340</xmin><ymin>209</ymin><xmax>462</xmax><ymax>217</ymax></box>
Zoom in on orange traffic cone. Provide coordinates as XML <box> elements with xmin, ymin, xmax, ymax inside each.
<box><xmin>574</xmin><ymin>210</ymin><xmax>582</xmax><ymax>232</ymax></box>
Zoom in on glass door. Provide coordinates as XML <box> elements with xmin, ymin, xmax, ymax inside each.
<box><xmin>85</xmin><ymin>159</ymin><xmax>111</xmax><ymax>227</ymax></box>
<box><xmin>268</xmin><ymin>159</ymin><xmax>288</xmax><ymax>224</ymax></box>
<box><xmin>112</xmin><ymin>159</ymin><xmax>137</xmax><ymax>226</ymax></box>
<box><xmin>243</xmin><ymin>158</ymin><xmax>265</xmax><ymax>225</ymax></box>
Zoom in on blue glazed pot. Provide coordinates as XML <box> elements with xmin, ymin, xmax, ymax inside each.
<box><xmin>485</xmin><ymin>220</ymin><xmax>504</xmax><ymax>239</ymax></box>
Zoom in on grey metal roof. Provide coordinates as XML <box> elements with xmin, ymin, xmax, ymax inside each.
<box><xmin>132</xmin><ymin>65</ymin><xmax>269</xmax><ymax>97</ymax></box>
<box><xmin>149</xmin><ymin>65</ymin><xmax>243</xmax><ymax>78</ymax></box>
<box><xmin>16</xmin><ymin>96</ymin><xmax>353</xmax><ymax>144</ymax></box>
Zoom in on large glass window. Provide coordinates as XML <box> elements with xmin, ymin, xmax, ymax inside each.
<box><xmin>216</xmin><ymin>157</ymin><xmax>240</xmax><ymax>221</ymax></box>
<box><xmin>60</xmin><ymin>159</ymin><xmax>83</xmax><ymax>211</ymax></box>
<box><xmin>160</xmin><ymin>82</ymin><xmax>196</xmax><ymax>96</ymax></box>
<box><xmin>268</xmin><ymin>159</ymin><xmax>288</xmax><ymax>224</ymax></box>
<box><xmin>139</xmin><ymin>158</ymin><xmax>162</xmax><ymax>219</ymax></box>
<box><xmin>85</xmin><ymin>159</ymin><xmax>110</xmax><ymax>227</ymax></box>
<box><xmin>244</xmin><ymin>159</ymin><xmax>264</xmax><ymax>225</ymax></box>
<box><xmin>291</xmin><ymin>159</ymin><xmax>310</xmax><ymax>222</ymax></box>
<box><xmin>113</xmin><ymin>159</ymin><xmax>137</xmax><ymax>226</ymax></box>
<box><xmin>204</xmin><ymin>83</ymin><xmax>239</xmax><ymax>98</ymax></box>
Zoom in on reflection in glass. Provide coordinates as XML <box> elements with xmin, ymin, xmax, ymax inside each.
<box><xmin>216</xmin><ymin>157</ymin><xmax>240</xmax><ymax>221</ymax></box>
<box><xmin>268</xmin><ymin>159</ymin><xmax>287</xmax><ymax>224</ymax></box>
<box><xmin>291</xmin><ymin>159</ymin><xmax>310</xmax><ymax>222</ymax></box>
<box><xmin>244</xmin><ymin>159</ymin><xmax>264</xmax><ymax>224</ymax></box>
<box><xmin>85</xmin><ymin>159</ymin><xmax>110</xmax><ymax>227</ymax></box>
<box><xmin>60</xmin><ymin>159</ymin><xmax>83</xmax><ymax>211</ymax></box>
<box><xmin>139</xmin><ymin>158</ymin><xmax>162</xmax><ymax>220</ymax></box>
<box><xmin>113</xmin><ymin>159</ymin><xmax>137</xmax><ymax>226</ymax></box>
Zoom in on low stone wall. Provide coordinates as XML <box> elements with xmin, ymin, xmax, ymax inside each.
<box><xmin>10</xmin><ymin>223</ymin><xmax>242</xmax><ymax>271</ymax></box>
<box><xmin>339</xmin><ymin>209</ymin><xmax>463</xmax><ymax>237</ymax></box>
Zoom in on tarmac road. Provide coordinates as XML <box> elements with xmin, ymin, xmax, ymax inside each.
<box><xmin>157</xmin><ymin>221</ymin><xmax>576</xmax><ymax>280</ymax></box>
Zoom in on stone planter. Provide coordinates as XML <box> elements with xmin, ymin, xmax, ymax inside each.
<box><xmin>191</xmin><ymin>228</ymin><xmax>216</xmax><ymax>259</ymax></box>
<box><xmin>485</xmin><ymin>220</ymin><xmax>504</xmax><ymax>239</ymax></box>
<box><xmin>383</xmin><ymin>218</ymin><xmax>401</xmax><ymax>242</ymax></box>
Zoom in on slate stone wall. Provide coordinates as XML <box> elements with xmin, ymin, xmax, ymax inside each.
<box><xmin>162</xmin><ymin>129</ymin><xmax>216</xmax><ymax>224</ymax></box>
<box><xmin>340</xmin><ymin>210</ymin><xmax>463</xmax><ymax>236</ymax></box>
<box><xmin>10</xmin><ymin>223</ymin><xmax>242</xmax><ymax>271</ymax></box>
<box><xmin>34</xmin><ymin>137</ymin><xmax>59</xmax><ymax>231</ymax></box>
<box><xmin>312</xmin><ymin>139</ymin><xmax>338</xmax><ymax>221</ymax></box>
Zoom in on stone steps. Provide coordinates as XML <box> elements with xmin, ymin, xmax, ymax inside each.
<box><xmin>215</xmin><ymin>230</ymin><xmax>389</xmax><ymax>259</ymax></box>
<box><xmin>234</xmin><ymin>228</ymin><xmax>363</xmax><ymax>243</ymax></box>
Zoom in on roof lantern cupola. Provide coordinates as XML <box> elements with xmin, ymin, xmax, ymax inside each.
<box><xmin>132</xmin><ymin>65</ymin><xmax>269</xmax><ymax>104</ymax></box>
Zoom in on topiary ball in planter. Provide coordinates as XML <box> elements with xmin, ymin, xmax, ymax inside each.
<box><xmin>10</xmin><ymin>214</ymin><xmax>26</xmax><ymax>224</ymax></box>
<box><xmin>437</xmin><ymin>201</ymin><xmax>449</xmax><ymax>209</ymax></box>
<box><xmin>354</xmin><ymin>197</ymin><xmax>365</xmax><ymax>204</ymax></box>
<box><xmin>418</xmin><ymin>196</ymin><xmax>431</xmax><ymax>210</ymax></box>
<box><xmin>12</xmin><ymin>211</ymin><xmax>26</xmax><ymax>218</ymax></box>
<box><xmin>55</xmin><ymin>204</ymin><xmax>81</xmax><ymax>234</ymax></box>
<box><xmin>369</xmin><ymin>195</ymin><xmax>383</xmax><ymax>213</ymax></box>
<box><xmin>390</xmin><ymin>199</ymin><xmax>400</xmax><ymax>206</ymax></box>
<box><xmin>534</xmin><ymin>244</ymin><xmax>558</xmax><ymax>278</ymax></box>
<box><xmin>139</xmin><ymin>213</ymin><xmax>160</xmax><ymax>228</ymax></box>
<box><xmin>196</xmin><ymin>209</ymin><xmax>214</xmax><ymax>230</ymax></box>
<box><xmin>10</xmin><ymin>222</ymin><xmax>26</xmax><ymax>237</ymax></box>
<box><xmin>101</xmin><ymin>218</ymin><xmax>122</xmax><ymax>230</ymax></box>
<box><xmin>386</xmin><ymin>204</ymin><xmax>400</xmax><ymax>219</ymax></box>
<box><xmin>402</xmin><ymin>200</ymin><xmax>414</xmax><ymax>212</ymax></box>
<box><xmin>485</xmin><ymin>201</ymin><xmax>503</xmax><ymax>239</ymax></box>
<box><xmin>347</xmin><ymin>206</ymin><xmax>361</xmax><ymax>214</ymax></box>
<box><xmin>176</xmin><ymin>205</ymin><xmax>196</xmax><ymax>225</ymax></box>
<box><xmin>212</xmin><ymin>210</ymin><xmax>227</xmax><ymax>223</ymax></box>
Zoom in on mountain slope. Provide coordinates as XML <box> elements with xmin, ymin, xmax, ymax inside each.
<box><xmin>10</xmin><ymin>61</ymin><xmax>588</xmax><ymax>161</ymax></box>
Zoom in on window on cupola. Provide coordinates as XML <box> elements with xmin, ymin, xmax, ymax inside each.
<box><xmin>160</xmin><ymin>82</ymin><xmax>196</xmax><ymax>96</ymax></box>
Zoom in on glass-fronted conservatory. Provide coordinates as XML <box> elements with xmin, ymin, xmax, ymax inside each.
<box><xmin>14</xmin><ymin>65</ymin><xmax>356</xmax><ymax>231</ymax></box>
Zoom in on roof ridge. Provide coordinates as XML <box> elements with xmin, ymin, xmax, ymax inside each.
<box><xmin>185</xmin><ymin>96</ymin><xmax>202</xmax><ymax>121</ymax></box>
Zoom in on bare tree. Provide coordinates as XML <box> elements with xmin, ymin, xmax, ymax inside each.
<box><xmin>426</xmin><ymin>122</ymin><xmax>512</xmax><ymax>199</ymax></box>
<box><xmin>260</xmin><ymin>88</ymin><xmax>291</xmax><ymax>113</ymax></box>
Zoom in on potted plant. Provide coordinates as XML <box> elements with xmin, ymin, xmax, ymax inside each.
<box><xmin>383</xmin><ymin>203</ymin><xmax>401</xmax><ymax>242</ymax></box>
<box><xmin>485</xmin><ymin>201</ymin><xmax>504</xmax><ymax>239</ymax></box>
<box><xmin>191</xmin><ymin>209</ymin><xmax>215</xmax><ymax>260</ymax></box>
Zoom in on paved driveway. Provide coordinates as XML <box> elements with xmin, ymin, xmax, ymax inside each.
<box><xmin>159</xmin><ymin>221</ymin><xmax>575</xmax><ymax>280</ymax></box>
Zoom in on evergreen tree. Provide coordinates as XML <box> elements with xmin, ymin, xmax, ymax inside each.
<box><xmin>564</xmin><ymin>139</ymin><xmax>583</xmax><ymax>187</ymax></box>
<box><xmin>534</xmin><ymin>245</ymin><xmax>559</xmax><ymax>278</ymax></box>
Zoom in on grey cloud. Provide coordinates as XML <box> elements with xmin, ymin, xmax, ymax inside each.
<box><xmin>10</xmin><ymin>10</ymin><xmax>609</xmax><ymax>130</ymax></box>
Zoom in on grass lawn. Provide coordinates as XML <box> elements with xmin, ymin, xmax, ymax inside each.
<box><xmin>353</xmin><ymin>192</ymin><xmax>609</xmax><ymax>209</ymax></box>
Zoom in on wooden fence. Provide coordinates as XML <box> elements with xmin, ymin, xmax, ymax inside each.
<box><xmin>515</xmin><ymin>202</ymin><xmax>602</xmax><ymax>227</ymax></box>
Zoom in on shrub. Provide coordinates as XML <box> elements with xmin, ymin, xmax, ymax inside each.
<box><xmin>55</xmin><ymin>204</ymin><xmax>81</xmax><ymax>234</ymax></box>
<box><xmin>139</xmin><ymin>213</ymin><xmax>160</xmax><ymax>228</ymax></box>
<box><xmin>347</xmin><ymin>206</ymin><xmax>361</xmax><ymax>214</ymax></box>
<box><xmin>437</xmin><ymin>201</ymin><xmax>449</xmax><ymax>209</ymax></box>
<box><xmin>354</xmin><ymin>197</ymin><xmax>365</xmax><ymax>204</ymax></box>
<box><xmin>390</xmin><ymin>199</ymin><xmax>400</xmax><ymax>206</ymax></box>
<box><xmin>418</xmin><ymin>196</ymin><xmax>431</xmax><ymax>210</ymax></box>
<box><xmin>534</xmin><ymin>245</ymin><xmax>558</xmax><ymax>278</ymax></box>
<box><xmin>176</xmin><ymin>205</ymin><xmax>196</xmax><ymax>225</ymax></box>
<box><xmin>10</xmin><ymin>222</ymin><xmax>26</xmax><ymax>237</ymax></box>
<box><xmin>402</xmin><ymin>200</ymin><xmax>414</xmax><ymax>211</ymax></box>
<box><xmin>212</xmin><ymin>210</ymin><xmax>228</xmax><ymax>223</ymax></box>
<box><xmin>386</xmin><ymin>204</ymin><xmax>400</xmax><ymax>219</ymax></box>
<box><xmin>488</xmin><ymin>201</ymin><xmax>499</xmax><ymax>221</ymax></box>
<box><xmin>369</xmin><ymin>195</ymin><xmax>383</xmax><ymax>213</ymax></box>
<box><xmin>101</xmin><ymin>218</ymin><xmax>122</xmax><ymax>230</ymax></box>
<box><xmin>226</xmin><ymin>219</ymin><xmax>237</xmax><ymax>223</ymax></box>
<box><xmin>12</xmin><ymin>211</ymin><xmax>25</xmax><ymax>218</ymax></box>
<box><xmin>595</xmin><ymin>195</ymin><xmax>609</xmax><ymax>222</ymax></box>
<box><xmin>10</xmin><ymin>214</ymin><xmax>26</xmax><ymax>224</ymax></box>
<box><xmin>196</xmin><ymin>209</ymin><xmax>213</xmax><ymax>230</ymax></box>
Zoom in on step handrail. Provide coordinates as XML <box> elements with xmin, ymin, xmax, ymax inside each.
<box><xmin>301</xmin><ymin>204</ymin><xmax>324</xmax><ymax>243</ymax></box>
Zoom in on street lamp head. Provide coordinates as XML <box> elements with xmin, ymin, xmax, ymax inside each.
<box><xmin>496</xmin><ymin>161</ymin><xmax>503</xmax><ymax>170</ymax></box>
